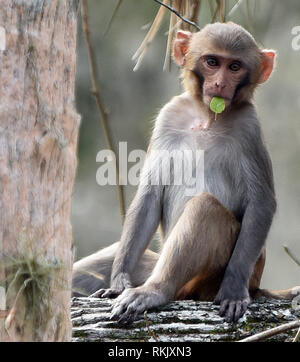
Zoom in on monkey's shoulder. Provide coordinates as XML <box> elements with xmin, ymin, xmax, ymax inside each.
<box><xmin>157</xmin><ymin>93</ymin><xmax>199</xmax><ymax>120</ymax></box>
<box><xmin>154</xmin><ymin>93</ymin><xmax>207</xmax><ymax>136</ymax></box>
<box><xmin>224</xmin><ymin>102</ymin><xmax>265</xmax><ymax>140</ymax></box>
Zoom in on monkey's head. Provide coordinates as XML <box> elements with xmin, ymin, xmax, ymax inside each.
<box><xmin>173</xmin><ymin>22</ymin><xmax>276</xmax><ymax>109</ymax></box>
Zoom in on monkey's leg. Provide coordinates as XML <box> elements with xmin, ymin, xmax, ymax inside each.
<box><xmin>177</xmin><ymin>247</ymin><xmax>267</xmax><ymax>301</ymax></box>
<box><xmin>72</xmin><ymin>242</ymin><xmax>158</xmax><ymax>297</ymax></box>
<box><xmin>254</xmin><ymin>286</ymin><xmax>300</xmax><ymax>300</ymax></box>
<box><xmin>180</xmin><ymin>245</ymin><xmax>300</xmax><ymax>302</ymax></box>
<box><xmin>248</xmin><ymin>250</ymin><xmax>300</xmax><ymax>300</ymax></box>
<box><xmin>111</xmin><ymin>192</ymin><xmax>240</xmax><ymax>324</ymax></box>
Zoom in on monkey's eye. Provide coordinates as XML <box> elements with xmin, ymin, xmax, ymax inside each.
<box><xmin>206</xmin><ymin>57</ymin><xmax>218</xmax><ymax>67</ymax></box>
<box><xmin>229</xmin><ymin>62</ymin><xmax>241</xmax><ymax>71</ymax></box>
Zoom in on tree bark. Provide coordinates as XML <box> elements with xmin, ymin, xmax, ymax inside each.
<box><xmin>72</xmin><ymin>298</ymin><xmax>300</xmax><ymax>342</ymax></box>
<box><xmin>0</xmin><ymin>0</ymin><xmax>80</xmax><ymax>341</ymax></box>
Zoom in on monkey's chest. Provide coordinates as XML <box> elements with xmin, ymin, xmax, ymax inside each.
<box><xmin>162</xmin><ymin>146</ymin><xmax>245</xmax><ymax>234</ymax></box>
<box><xmin>203</xmin><ymin>147</ymin><xmax>246</xmax><ymax>216</ymax></box>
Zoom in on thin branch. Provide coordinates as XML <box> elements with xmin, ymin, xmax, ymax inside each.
<box><xmin>223</xmin><ymin>0</ymin><xmax>227</xmax><ymax>21</ymax></box>
<box><xmin>153</xmin><ymin>0</ymin><xmax>201</xmax><ymax>30</ymax></box>
<box><xmin>208</xmin><ymin>0</ymin><xmax>214</xmax><ymax>18</ymax></box>
<box><xmin>81</xmin><ymin>0</ymin><xmax>125</xmax><ymax>223</ymax></box>
<box><xmin>239</xmin><ymin>320</ymin><xmax>300</xmax><ymax>342</ymax></box>
<box><xmin>144</xmin><ymin>311</ymin><xmax>160</xmax><ymax>342</ymax></box>
<box><xmin>191</xmin><ymin>0</ymin><xmax>201</xmax><ymax>24</ymax></box>
<box><xmin>211</xmin><ymin>0</ymin><xmax>219</xmax><ymax>23</ymax></box>
<box><xmin>283</xmin><ymin>245</ymin><xmax>300</xmax><ymax>267</ymax></box>
<box><xmin>132</xmin><ymin>3</ymin><xmax>167</xmax><ymax>71</ymax></box>
<box><xmin>183</xmin><ymin>0</ymin><xmax>190</xmax><ymax>30</ymax></box>
<box><xmin>246</xmin><ymin>0</ymin><xmax>255</xmax><ymax>36</ymax></box>
<box><xmin>219</xmin><ymin>0</ymin><xmax>225</xmax><ymax>22</ymax></box>
<box><xmin>104</xmin><ymin>0</ymin><xmax>123</xmax><ymax>36</ymax></box>
<box><xmin>163</xmin><ymin>11</ymin><xmax>176</xmax><ymax>71</ymax></box>
<box><xmin>293</xmin><ymin>327</ymin><xmax>300</xmax><ymax>342</ymax></box>
<box><xmin>227</xmin><ymin>0</ymin><xmax>244</xmax><ymax>18</ymax></box>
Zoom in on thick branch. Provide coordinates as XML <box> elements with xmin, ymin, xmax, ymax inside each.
<box><xmin>72</xmin><ymin>298</ymin><xmax>300</xmax><ymax>342</ymax></box>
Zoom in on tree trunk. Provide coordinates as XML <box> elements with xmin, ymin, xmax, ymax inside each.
<box><xmin>71</xmin><ymin>298</ymin><xmax>300</xmax><ymax>342</ymax></box>
<box><xmin>0</xmin><ymin>0</ymin><xmax>80</xmax><ymax>341</ymax></box>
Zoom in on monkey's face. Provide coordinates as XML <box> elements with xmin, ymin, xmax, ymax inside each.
<box><xmin>197</xmin><ymin>53</ymin><xmax>249</xmax><ymax>108</ymax></box>
<box><xmin>173</xmin><ymin>25</ymin><xmax>276</xmax><ymax>108</ymax></box>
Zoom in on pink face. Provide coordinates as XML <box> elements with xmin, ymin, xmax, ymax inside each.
<box><xmin>198</xmin><ymin>54</ymin><xmax>248</xmax><ymax>107</ymax></box>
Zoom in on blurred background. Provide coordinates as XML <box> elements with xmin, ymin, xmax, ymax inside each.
<box><xmin>73</xmin><ymin>0</ymin><xmax>300</xmax><ymax>290</ymax></box>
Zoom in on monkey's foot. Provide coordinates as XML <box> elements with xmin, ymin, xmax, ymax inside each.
<box><xmin>90</xmin><ymin>272</ymin><xmax>132</xmax><ymax>299</ymax></box>
<box><xmin>90</xmin><ymin>288</ymin><xmax>121</xmax><ymax>298</ymax></box>
<box><xmin>110</xmin><ymin>285</ymin><xmax>169</xmax><ymax>325</ymax></box>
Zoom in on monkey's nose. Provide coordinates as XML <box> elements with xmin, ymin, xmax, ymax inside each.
<box><xmin>215</xmin><ymin>81</ymin><xmax>226</xmax><ymax>89</ymax></box>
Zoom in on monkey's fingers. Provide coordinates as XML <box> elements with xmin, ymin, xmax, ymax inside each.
<box><xmin>116</xmin><ymin>304</ymin><xmax>140</xmax><ymax>325</ymax></box>
<box><xmin>225</xmin><ymin>301</ymin><xmax>246</xmax><ymax>323</ymax></box>
<box><xmin>219</xmin><ymin>299</ymin><xmax>248</xmax><ymax>323</ymax></box>
<box><xmin>116</xmin><ymin>300</ymin><xmax>146</xmax><ymax>325</ymax></box>
<box><xmin>111</xmin><ymin>293</ymin><xmax>146</xmax><ymax>325</ymax></box>
<box><xmin>218</xmin><ymin>299</ymin><xmax>229</xmax><ymax>316</ymax></box>
<box><xmin>90</xmin><ymin>288</ymin><xmax>121</xmax><ymax>299</ymax></box>
<box><xmin>89</xmin><ymin>289</ymin><xmax>106</xmax><ymax>298</ymax></box>
<box><xmin>232</xmin><ymin>300</ymin><xmax>246</xmax><ymax>322</ymax></box>
<box><xmin>233</xmin><ymin>301</ymin><xmax>242</xmax><ymax>322</ymax></box>
<box><xmin>110</xmin><ymin>294</ymin><xmax>134</xmax><ymax>320</ymax></box>
<box><xmin>102</xmin><ymin>289</ymin><xmax>122</xmax><ymax>298</ymax></box>
<box><xmin>110</xmin><ymin>303</ymin><xmax>128</xmax><ymax>321</ymax></box>
<box><xmin>225</xmin><ymin>301</ymin><xmax>236</xmax><ymax>323</ymax></box>
<box><xmin>234</xmin><ymin>300</ymin><xmax>248</xmax><ymax>322</ymax></box>
<box><xmin>213</xmin><ymin>294</ymin><xmax>223</xmax><ymax>306</ymax></box>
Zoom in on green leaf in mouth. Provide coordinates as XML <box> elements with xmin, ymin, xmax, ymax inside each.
<box><xmin>209</xmin><ymin>96</ymin><xmax>226</xmax><ymax>114</ymax></box>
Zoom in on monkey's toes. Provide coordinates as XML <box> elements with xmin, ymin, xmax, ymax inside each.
<box><xmin>90</xmin><ymin>288</ymin><xmax>121</xmax><ymax>299</ymax></box>
<box><xmin>111</xmin><ymin>302</ymin><xmax>139</xmax><ymax>325</ymax></box>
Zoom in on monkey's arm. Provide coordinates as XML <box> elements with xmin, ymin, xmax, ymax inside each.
<box><xmin>215</xmin><ymin>137</ymin><xmax>276</xmax><ymax>322</ymax></box>
<box><xmin>215</xmin><ymin>198</ymin><xmax>275</xmax><ymax>321</ymax></box>
<box><xmin>93</xmin><ymin>182</ymin><xmax>162</xmax><ymax>298</ymax></box>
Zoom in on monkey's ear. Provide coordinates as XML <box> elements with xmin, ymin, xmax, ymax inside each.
<box><xmin>257</xmin><ymin>49</ymin><xmax>276</xmax><ymax>84</ymax></box>
<box><xmin>173</xmin><ymin>30</ymin><xmax>192</xmax><ymax>67</ymax></box>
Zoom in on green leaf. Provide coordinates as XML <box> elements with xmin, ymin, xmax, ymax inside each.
<box><xmin>210</xmin><ymin>96</ymin><xmax>226</xmax><ymax>114</ymax></box>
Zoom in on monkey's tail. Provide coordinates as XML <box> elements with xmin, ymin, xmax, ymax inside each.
<box><xmin>251</xmin><ymin>286</ymin><xmax>300</xmax><ymax>300</ymax></box>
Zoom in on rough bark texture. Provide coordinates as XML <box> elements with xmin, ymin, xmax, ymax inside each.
<box><xmin>0</xmin><ymin>0</ymin><xmax>80</xmax><ymax>341</ymax></box>
<box><xmin>72</xmin><ymin>298</ymin><xmax>300</xmax><ymax>342</ymax></box>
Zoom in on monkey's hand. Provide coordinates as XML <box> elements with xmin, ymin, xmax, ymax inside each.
<box><xmin>90</xmin><ymin>272</ymin><xmax>132</xmax><ymax>299</ymax></box>
<box><xmin>214</xmin><ymin>278</ymin><xmax>250</xmax><ymax>323</ymax></box>
<box><xmin>110</xmin><ymin>284</ymin><xmax>169</xmax><ymax>325</ymax></box>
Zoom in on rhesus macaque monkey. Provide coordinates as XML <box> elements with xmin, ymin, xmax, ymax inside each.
<box><xmin>73</xmin><ymin>22</ymin><xmax>300</xmax><ymax>323</ymax></box>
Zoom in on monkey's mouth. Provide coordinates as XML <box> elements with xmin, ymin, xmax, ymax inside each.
<box><xmin>204</xmin><ymin>94</ymin><xmax>232</xmax><ymax>108</ymax></box>
<box><xmin>209</xmin><ymin>93</ymin><xmax>231</xmax><ymax>101</ymax></box>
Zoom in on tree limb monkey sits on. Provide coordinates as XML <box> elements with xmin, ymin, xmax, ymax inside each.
<box><xmin>73</xmin><ymin>22</ymin><xmax>300</xmax><ymax>323</ymax></box>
